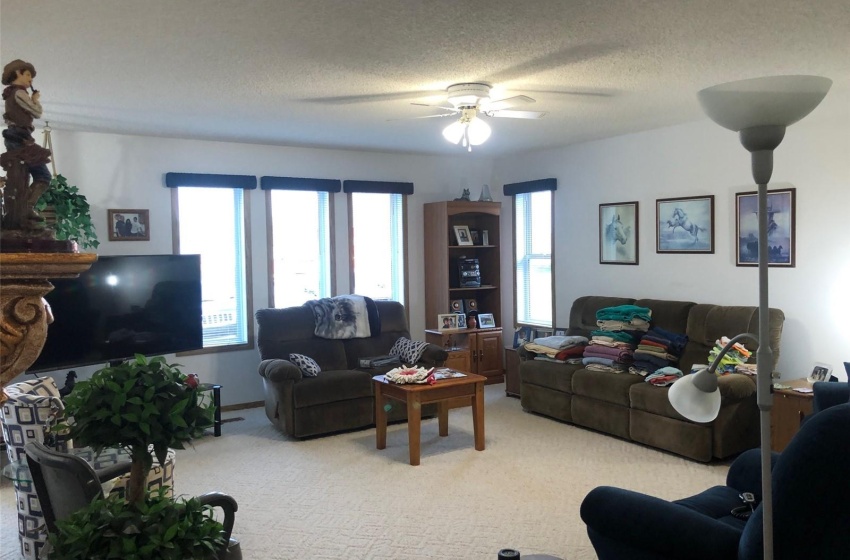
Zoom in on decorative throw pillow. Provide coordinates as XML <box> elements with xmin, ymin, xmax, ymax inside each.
<box><xmin>289</xmin><ymin>353</ymin><xmax>321</xmax><ymax>377</ymax></box>
<box><xmin>389</xmin><ymin>337</ymin><xmax>429</xmax><ymax>365</ymax></box>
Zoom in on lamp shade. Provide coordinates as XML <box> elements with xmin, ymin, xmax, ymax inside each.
<box><xmin>442</xmin><ymin>121</ymin><xmax>465</xmax><ymax>144</ymax></box>
<box><xmin>466</xmin><ymin>117</ymin><xmax>491</xmax><ymax>145</ymax></box>
<box><xmin>698</xmin><ymin>75</ymin><xmax>832</xmax><ymax>131</ymax></box>
<box><xmin>668</xmin><ymin>369</ymin><xmax>722</xmax><ymax>423</ymax></box>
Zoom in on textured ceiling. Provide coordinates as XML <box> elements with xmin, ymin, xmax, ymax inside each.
<box><xmin>2</xmin><ymin>0</ymin><xmax>849</xmax><ymax>157</ymax></box>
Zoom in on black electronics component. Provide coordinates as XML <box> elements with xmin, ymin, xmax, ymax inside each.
<box><xmin>457</xmin><ymin>257</ymin><xmax>481</xmax><ymax>287</ymax></box>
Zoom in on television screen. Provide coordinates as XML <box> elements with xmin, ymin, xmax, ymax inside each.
<box><xmin>29</xmin><ymin>254</ymin><xmax>203</xmax><ymax>373</ymax></box>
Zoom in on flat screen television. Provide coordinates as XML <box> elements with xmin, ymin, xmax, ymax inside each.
<box><xmin>29</xmin><ymin>254</ymin><xmax>203</xmax><ymax>373</ymax></box>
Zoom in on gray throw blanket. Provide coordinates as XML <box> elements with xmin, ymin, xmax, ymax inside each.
<box><xmin>305</xmin><ymin>295</ymin><xmax>377</xmax><ymax>339</ymax></box>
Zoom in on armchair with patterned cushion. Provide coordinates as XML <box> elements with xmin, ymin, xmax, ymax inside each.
<box><xmin>1</xmin><ymin>376</ymin><xmax>175</xmax><ymax>560</ymax></box>
<box><xmin>580</xmin><ymin>401</ymin><xmax>850</xmax><ymax>560</ymax></box>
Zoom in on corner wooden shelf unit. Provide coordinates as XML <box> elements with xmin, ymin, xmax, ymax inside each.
<box><xmin>424</xmin><ymin>201</ymin><xmax>503</xmax><ymax>383</ymax></box>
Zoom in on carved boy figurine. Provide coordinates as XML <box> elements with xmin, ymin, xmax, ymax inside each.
<box><xmin>2</xmin><ymin>59</ymin><xmax>52</xmax><ymax>230</ymax></box>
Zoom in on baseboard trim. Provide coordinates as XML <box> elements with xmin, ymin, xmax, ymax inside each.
<box><xmin>221</xmin><ymin>400</ymin><xmax>263</xmax><ymax>412</ymax></box>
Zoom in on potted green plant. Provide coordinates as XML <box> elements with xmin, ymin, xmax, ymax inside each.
<box><xmin>50</xmin><ymin>355</ymin><xmax>224</xmax><ymax>559</ymax></box>
<box><xmin>35</xmin><ymin>174</ymin><xmax>99</xmax><ymax>250</ymax></box>
<box><xmin>49</xmin><ymin>489</ymin><xmax>226</xmax><ymax>560</ymax></box>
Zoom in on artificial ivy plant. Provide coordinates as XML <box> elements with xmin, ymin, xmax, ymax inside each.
<box><xmin>34</xmin><ymin>174</ymin><xmax>99</xmax><ymax>250</ymax></box>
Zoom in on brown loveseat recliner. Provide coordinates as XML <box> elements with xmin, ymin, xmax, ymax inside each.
<box><xmin>257</xmin><ymin>300</ymin><xmax>448</xmax><ymax>438</ymax></box>
<box><xmin>519</xmin><ymin>296</ymin><xmax>785</xmax><ymax>462</ymax></box>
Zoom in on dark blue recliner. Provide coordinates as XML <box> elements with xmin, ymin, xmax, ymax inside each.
<box><xmin>580</xmin><ymin>399</ymin><xmax>850</xmax><ymax>560</ymax></box>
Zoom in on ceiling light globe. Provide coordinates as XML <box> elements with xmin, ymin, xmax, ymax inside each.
<box><xmin>467</xmin><ymin>118</ymin><xmax>491</xmax><ymax>145</ymax></box>
<box><xmin>442</xmin><ymin>121</ymin><xmax>465</xmax><ymax>144</ymax></box>
<box><xmin>698</xmin><ymin>75</ymin><xmax>832</xmax><ymax>132</ymax></box>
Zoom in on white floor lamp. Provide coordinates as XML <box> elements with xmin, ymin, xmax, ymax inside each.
<box><xmin>668</xmin><ymin>75</ymin><xmax>831</xmax><ymax>560</ymax></box>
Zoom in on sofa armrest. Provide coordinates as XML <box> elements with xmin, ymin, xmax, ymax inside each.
<box><xmin>718</xmin><ymin>374</ymin><xmax>756</xmax><ymax>401</ymax></box>
<box><xmin>258</xmin><ymin>358</ymin><xmax>302</xmax><ymax>383</ymax></box>
<box><xmin>812</xmin><ymin>381</ymin><xmax>849</xmax><ymax>413</ymax></box>
<box><xmin>725</xmin><ymin>448</ymin><xmax>779</xmax><ymax>500</ymax></box>
<box><xmin>417</xmin><ymin>344</ymin><xmax>449</xmax><ymax>366</ymax></box>
<box><xmin>517</xmin><ymin>345</ymin><xmax>535</xmax><ymax>360</ymax></box>
<box><xmin>581</xmin><ymin>486</ymin><xmax>741</xmax><ymax>560</ymax></box>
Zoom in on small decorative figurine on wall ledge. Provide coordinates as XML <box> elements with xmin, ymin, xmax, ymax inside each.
<box><xmin>1</xmin><ymin>58</ymin><xmax>71</xmax><ymax>252</ymax></box>
<box><xmin>453</xmin><ymin>188</ymin><xmax>471</xmax><ymax>201</ymax></box>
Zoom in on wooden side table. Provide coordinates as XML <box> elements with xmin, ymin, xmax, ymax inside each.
<box><xmin>771</xmin><ymin>378</ymin><xmax>814</xmax><ymax>452</ymax></box>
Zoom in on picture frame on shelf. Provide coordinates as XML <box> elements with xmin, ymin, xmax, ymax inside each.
<box><xmin>736</xmin><ymin>187</ymin><xmax>795</xmax><ymax>267</ymax></box>
<box><xmin>469</xmin><ymin>228</ymin><xmax>481</xmax><ymax>245</ymax></box>
<box><xmin>599</xmin><ymin>201</ymin><xmax>639</xmax><ymax>265</ymax></box>
<box><xmin>454</xmin><ymin>312</ymin><xmax>467</xmax><ymax>329</ymax></box>
<box><xmin>656</xmin><ymin>195</ymin><xmax>714</xmax><ymax>254</ymax></box>
<box><xmin>513</xmin><ymin>326</ymin><xmax>533</xmax><ymax>348</ymax></box>
<box><xmin>554</xmin><ymin>328</ymin><xmax>567</xmax><ymax>336</ymax></box>
<box><xmin>438</xmin><ymin>313</ymin><xmax>458</xmax><ymax>331</ymax></box>
<box><xmin>807</xmin><ymin>362</ymin><xmax>832</xmax><ymax>383</ymax></box>
<box><xmin>534</xmin><ymin>328</ymin><xmax>553</xmax><ymax>339</ymax></box>
<box><xmin>482</xmin><ymin>230</ymin><xmax>489</xmax><ymax>245</ymax></box>
<box><xmin>478</xmin><ymin>313</ymin><xmax>496</xmax><ymax>329</ymax></box>
<box><xmin>453</xmin><ymin>225</ymin><xmax>473</xmax><ymax>246</ymax></box>
<box><xmin>108</xmin><ymin>208</ymin><xmax>150</xmax><ymax>241</ymax></box>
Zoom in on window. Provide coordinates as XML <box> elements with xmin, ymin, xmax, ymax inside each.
<box><xmin>171</xmin><ymin>183</ymin><xmax>253</xmax><ymax>350</ymax></box>
<box><xmin>348</xmin><ymin>192</ymin><xmax>407</xmax><ymax>304</ymax></box>
<box><xmin>267</xmin><ymin>189</ymin><xmax>334</xmax><ymax>307</ymax></box>
<box><xmin>514</xmin><ymin>190</ymin><xmax>553</xmax><ymax>327</ymax></box>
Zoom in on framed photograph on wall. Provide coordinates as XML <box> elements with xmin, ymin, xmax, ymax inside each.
<box><xmin>656</xmin><ymin>195</ymin><xmax>714</xmax><ymax>253</ymax></box>
<box><xmin>735</xmin><ymin>187</ymin><xmax>795</xmax><ymax>267</ymax></box>
<box><xmin>453</xmin><ymin>225</ymin><xmax>473</xmax><ymax>246</ymax></box>
<box><xmin>599</xmin><ymin>201</ymin><xmax>639</xmax><ymax>265</ymax></box>
<box><xmin>438</xmin><ymin>313</ymin><xmax>458</xmax><ymax>330</ymax></box>
<box><xmin>108</xmin><ymin>209</ymin><xmax>150</xmax><ymax>241</ymax></box>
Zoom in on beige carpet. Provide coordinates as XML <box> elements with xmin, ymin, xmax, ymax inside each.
<box><xmin>1</xmin><ymin>385</ymin><xmax>730</xmax><ymax>559</ymax></box>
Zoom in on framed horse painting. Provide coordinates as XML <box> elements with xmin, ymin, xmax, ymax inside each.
<box><xmin>735</xmin><ymin>187</ymin><xmax>796</xmax><ymax>267</ymax></box>
<box><xmin>599</xmin><ymin>201</ymin><xmax>639</xmax><ymax>265</ymax></box>
<box><xmin>656</xmin><ymin>195</ymin><xmax>715</xmax><ymax>254</ymax></box>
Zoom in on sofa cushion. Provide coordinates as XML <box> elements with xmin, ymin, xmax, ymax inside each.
<box><xmin>388</xmin><ymin>337</ymin><xmax>429</xmax><ymax>364</ymax></box>
<box><xmin>629</xmin><ymin>382</ymin><xmax>686</xmax><ymax>419</ymax></box>
<box><xmin>520</xmin><ymin>360</ymin><xmax>582</xmax><ymax>393</ymax></box>
<box><xmin>289</xmin><ymin>353</ymin><xmax>321</xmax><ymax>377</ymax></box>
<box><xmin>572</xmin><ymin>369</ymin><xmax>644</xmax><ymax>407</ymax></box>
<box><xmin>633</xmin><ymin>298</ymin><xmax>695</xmax><ymax>333</ymax></box>
<box><xmin>292</xmin><ymin>370</ymin><xmax>374</xmax><ymax>408</ymax></box>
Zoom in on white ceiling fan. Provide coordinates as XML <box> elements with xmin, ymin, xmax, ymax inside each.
<box><xmin>409</xmin><ymin>83</ymin><xmax>546</xmax><ymax>151</ymax></box>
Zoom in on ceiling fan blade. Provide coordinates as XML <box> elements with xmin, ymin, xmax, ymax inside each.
<box><xmin>485</xmin><ymin>109</ymin><xmax>546</xmax><ymax>119</ymax></box>
<box><xmin>387</xmin><ymin>112</ymin><xmax>457</xmax><ymax>121</ymax></box>
<box><xmin>411</xmin><ymin>102</ymin><xmax>458</xmax><ymax>111</ymax></box>
<box><xmin>306</xmin><ymin>89</ymin><xmax>445</xmax><ymax>104</ymax></box>
<box><xmin>481</xmin><ymin>95</ymin><xmax>535</xmax><ymax>111</ymax></box>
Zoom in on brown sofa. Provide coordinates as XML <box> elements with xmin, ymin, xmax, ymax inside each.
<box><xmin>256</xmin><ymin>300</ymin><xmax>448</xmax><ymax>438</ymax></box>
<box><xmin>519</xmin><ymin>296</ymin><xmax>785</xmax><ymax>462</ymax></box>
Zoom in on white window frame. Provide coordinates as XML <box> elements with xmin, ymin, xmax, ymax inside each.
<box><xmin>347</xmin><ymin>192</ymin><xmax>408</xmax><ymax>305</ymax></box>
<box><xmin>266</xmin><ymin>189</ymin><xmax>336</xmax><ymax>308</ymax></box>
<box><xmin>171</xmin><ymin>186</ymin><xmax>253</xmax><ymax>352</ymax></box>
<box><xmin>513</xmin><ymin>190</ymin><xmax>554</xmax><ymax>328</ymax></box>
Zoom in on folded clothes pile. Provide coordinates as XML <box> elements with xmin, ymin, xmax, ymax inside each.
<box><xmin>525</xmin><ymin>335</ymin><xmax>588</xmax><ymax>364</ymax></box>
<box><xmin>645</xmin><ymin>366</ymin><xmax>684</xmax><ymax>386</ymax></box>
<box><xmin>629</xmin><ymin>326</ymin><xmax>689</xmax><ymax>377</ymax></box>
<box><xmin>582</xmin><ymin>305</ymin><xmax>651</xmax><ymax>373</ymax></box>
<box><xmin>708</xmin><ymin>336</ymin><xmax>753</xmax><ymax>374</ymax></box>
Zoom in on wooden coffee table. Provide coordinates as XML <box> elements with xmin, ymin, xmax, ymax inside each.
<box><xmin>372</xmin><ymin>371</ymin><xmax>486</xmax><ymax>466</ymax></box>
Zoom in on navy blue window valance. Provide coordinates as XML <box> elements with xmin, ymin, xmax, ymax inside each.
<box><xmin>503</xmin><ymin>178</ymin><xmax>557</xmax><ymax>196</ymax></box>
<box><xmin>343</xmin><ymin>180</ymin><xmax>414</xmax><ymax>195</ymax></box>
<box><xmin>260</xmin><ymin>176</ymin><xmax>341</xmax><ymax>193</ymax></box>
<box><xmin>165</xmin><ymin>172</ymin><xmax>257</xmax><ymax>190</ymax></box>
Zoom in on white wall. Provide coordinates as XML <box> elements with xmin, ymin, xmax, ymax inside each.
<box><xmin>494</xmin><ymin>102</ymin><xmax>850</xmax><ymax>381</ymax></box>
<box><xmin>37</xmin><ymin>130</ymin><xmax>493</xmax><ymax>405</ymax></box>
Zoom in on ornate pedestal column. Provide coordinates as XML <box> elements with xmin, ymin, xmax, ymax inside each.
<box><xmin>0</xmin><ymin>252</ymin><xmax>96</xmax><ymax>402</ymax></box>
